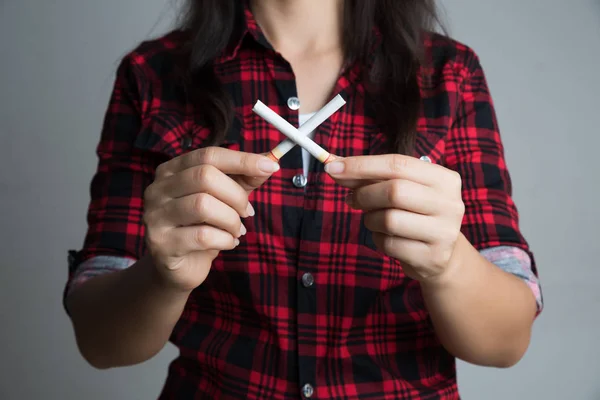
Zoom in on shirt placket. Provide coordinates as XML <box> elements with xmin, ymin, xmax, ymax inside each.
<box><xmin>262</xmin><ymin>50</ymin><xmax>320</xmax><ymax>398</ymax></box>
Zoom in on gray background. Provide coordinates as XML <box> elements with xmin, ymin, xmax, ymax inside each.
<box><xmin>1</xmin><ymin>0</ymin><xmax>598</xmax><ymax>399</ymax></box>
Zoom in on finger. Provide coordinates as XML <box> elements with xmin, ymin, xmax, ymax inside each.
<box><xmin>233</xmin><ymin>174</ymin><xmax>272</xmax><ymax>193</ymax></box>
<box><xmin>155</xmin><ymin>147</ymin><xmax>280</xmax><ymax>179</ymax></box>
<box><xmin>330</xmin><ymin>178</ymin><xmax>381</xmax><ymax>190</ymax></box>
<box><xmin>349</xmin><ymin>179</ymin><xmax>438</xmax><ymax>215</ymax></box>
<box><xmin>372</xmin><ymin>232</ymin><xmax>429</xmax><ymax>269</ymax></box>
<box><xmin>151</xmin><ymin>164</ymin><xmax>252</xmax><ymax>216</ymax></box>
<box><xmin>325</xmin><ymin>154</ymin><xmax>443</xmax><ymax>187</ymax></box>
<box><xmin>157</xmin><ymin>193</ymin><xmax>245</xmax><ymax>237</ymax></box>
<box><xmin>364</xmin><ymin>209</ymin><xmax>437</xmax><ymax>243</ymax></box>
<box><xmin>166</xmin><ymin>225</ymin><xmax>239</xmax><ymax>257</ymax></box>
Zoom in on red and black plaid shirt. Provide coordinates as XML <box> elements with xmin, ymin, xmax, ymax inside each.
<box><xmin>67</xmin><ymin>5</ymin><xmax>537</xmax><ymax>400</ymax></box>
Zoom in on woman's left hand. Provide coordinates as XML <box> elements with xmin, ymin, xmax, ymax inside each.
<box><xmin>325</xmin><ymin>154</ymin><xmax>466</xmax><ymax>283</ymax></box>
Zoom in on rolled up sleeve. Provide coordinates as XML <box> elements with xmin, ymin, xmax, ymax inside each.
<box><xmin>64</xmin><ymin>54</ymin><xmax>154</xmax><ymax>307</ymax></box>
<box><xmin>446</xmin><ymin>48</ymin><xmax>543</xmax><ymax>315</ymax></box>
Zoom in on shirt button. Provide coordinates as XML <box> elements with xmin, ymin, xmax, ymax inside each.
<box><xmin>287</xmin><ymin>96</ymin><xmax>301</xmax><ymax>111</ymax></box>
<box><xmin>292</xmin><ymin>174</ymin><xmax>308</xmax><ymax>188</ymax></box>
<box><xmin>302</xmin><ymin>383</ymin><xmax>314</xmax><ymax>398</ymax></box>
<box><xmin>301</xmin><ymin>273</ymin><xmax>314</xmax><ymax>288</ymax></box>
<box><xmin>181</xmin><ymin>136</ymin><xmax>193</xmax><ymax>150</ymax></box>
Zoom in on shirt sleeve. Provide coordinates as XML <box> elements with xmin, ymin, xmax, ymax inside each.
<box><xmin>479</xmin><ymin>246</ymin><xmax>543</xmax><ymax>313</ymax></box>
<box><xmin>445</xmin><ymin>48</ymin><xmax>543</xmax><ymax>315</ymax></box>
<box><xmin>64</xmin><ymin>54</ymin><xmax>154</xmax><ymax>303</ymax></box>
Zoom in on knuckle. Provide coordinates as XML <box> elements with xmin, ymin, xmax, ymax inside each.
<box><xmin>390</xmin><ymin>155</ymin><xmax>409</xmax><ymax>174</ymax></box>
<box><xmin>193</xmin><ymin>164</ymin><xmax>213</xmax><ymax>184</ymax></box>
<box><xmin>193</xmin><ymin>226</ymin><xmax>210</xmax><ymax>248</ymax></box>
<box><xmin>387</xmin><ymin>180</ymin><xmax>406</xmax><ymax>206</ymax></box>
<box><xmin>239</xmin><ymin>152</ymin><xmax>252</xmax><ymax>170</ymax></box>
<box><xmin>155</xmin><ymin>162</ymin><xmax>169</xmax><ymax>178</ymax></box>
<box><xmin>449</xmin><ymin>170</ymin><xmax>462</xmax><ymax>190</ymax></box>
<box><xmin>143</xmin><ymin>184</ymin><xmax>157</xmax><ymax>202</ymax></box>
<box><xmin>193</xmin><ymin>193</ymin><xmax>211</xmax><ymax>216</ymax></box>
<box><xmin>383</xmin><ymin>210</ymin><xmax>398</xmax><ymax>232</ymax></box>
<box><xmin>145</xmin><ymin>225</ymin><xmax>166</xmax><ymax>250</ymax></box>
<box><xmin>143</xmin><ymin>209</ymin><xmax>158</xmax><ymax>228</ymax></box>
<box><xmin>199</xmin><ymin>147</ymin><xmax>218</xmax><ymax>166</ymax></box>
<box><xmin>445</xmin><ymin>198</ymin><xmax>465</xmax><ymax>218</ymax></box>
<box><xmin>454</xmin><ymin>200</ymin><xmax>465</xmax><ymax>217</ymax></box>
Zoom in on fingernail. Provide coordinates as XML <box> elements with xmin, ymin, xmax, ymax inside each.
<box><xmin>258</xmin><ymin>159</ymin><xmax>280</xmax><ymax>173</ymax></box>
<box><xmin>240</xmin><ymin>223</ymin><xmax>247</xmax><ymax>236</ymax></box>
<box><xmin>234</xmin><ymin>239</ymin><xmax>240</xmax><ymax>247</ymax></box>
<box><xmin>246</xmin><ymin>202</ymin><xmax>255</xmax><ymax>217</ymax></box>
<box><xmin>324</xmin><ymin>161</ymin><xmax>345</xmax><ymax>174</ymax></box>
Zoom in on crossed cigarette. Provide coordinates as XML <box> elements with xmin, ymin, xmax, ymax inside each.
<box><xmin>252</xmin><ymin>94</ymin><xmax>346</xmax><ymax>164</ymax></box>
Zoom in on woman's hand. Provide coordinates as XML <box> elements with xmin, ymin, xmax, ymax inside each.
<box><xmin>143</xmin><ymin>147</ymin><xmax>280</xmax><ymax>292</ymax></box>
<box><xmin>325</xmin><ymin>154</ymin><xmax>465</xmax><ymax>283</ymax></box>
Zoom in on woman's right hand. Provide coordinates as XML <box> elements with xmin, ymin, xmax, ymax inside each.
<box><xmin>142</xmin><ymin>147</ymin><xmax>280</xmax><ymax>292</ymax></box>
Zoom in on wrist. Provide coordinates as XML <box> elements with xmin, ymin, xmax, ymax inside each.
<box><xmin>138</xmin><ymin>254</ymin><xmax>193</xmax><ymax>299</ymax></box>
<box><xmin>420</xmin><ymin>233</ymin><xmax>472</xmax><ymax>291</ymax></box>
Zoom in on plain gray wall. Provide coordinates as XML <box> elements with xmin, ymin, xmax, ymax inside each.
<box><xmin>1</xmin><ymin>1</ymin><xmax>599</xmax><ymax>399</ymax></box>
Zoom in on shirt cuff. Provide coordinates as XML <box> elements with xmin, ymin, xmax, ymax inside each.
<box><xmin>67</xmin><ymin>255</ymin><xmax>136</xmax><ymax>295</ymax></box>
<box><xmin>479</xmin><ymin>246</ymin><xmax>543</xmax><ymax>313</ymax></box>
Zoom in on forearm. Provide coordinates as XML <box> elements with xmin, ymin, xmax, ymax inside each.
<box><xmin>66</xmin><ymin>255</ymin><xmax>191</xmax><ymax>369</ymax></box>
<box><xmin>421</xmin><ymin>234</ymin><xmax>537</xmax><ymax>368</ymax></box>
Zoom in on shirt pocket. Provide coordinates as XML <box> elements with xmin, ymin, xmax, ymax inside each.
<box><xmin>368</xmin><ymin>129</ymin><xmax>447</xmax><ymax>164</ymax></box>
<box><xmin>133</xmin><ymin>111</ymin><xmax>243</xmax><ymax>161</ymax></box>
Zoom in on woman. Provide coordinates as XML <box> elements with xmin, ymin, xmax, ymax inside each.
<box><xmin>65</xmin><ymin>0</ymin><xmax>542</xmax><ymax>398</ymax></box>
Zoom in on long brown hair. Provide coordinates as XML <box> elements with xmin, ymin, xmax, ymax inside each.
<box><xmin>178</xmin><ymin>0</ymin><xmax>442</xmax><ymax>155</ymax></box>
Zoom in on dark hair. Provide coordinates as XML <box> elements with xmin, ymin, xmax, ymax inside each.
<box><xmin>178</xmin><ymin>0</ymin><xmax>442</xmax><ymax>155</ymax></box>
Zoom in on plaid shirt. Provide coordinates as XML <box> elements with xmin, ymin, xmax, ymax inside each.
<box><xmin>66</xmin><ymin>5</ymin><xmax>540</xmax><ymax>400</ymax></box>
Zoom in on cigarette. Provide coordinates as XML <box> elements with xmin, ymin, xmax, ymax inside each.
<box><xmin>269</xmin><ymin>95</ymin><xmax>346</xmax><ymax>159</ymax></box>
<box><xmin>253</xmin><ymin>100</ymin><xmax>334</xmax><ymax>164</ymax></box>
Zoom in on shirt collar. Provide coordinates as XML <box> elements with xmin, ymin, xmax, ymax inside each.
<box><xmin>214</xmin><ymin>0</ymin><xmax>272</xmax><ymax>64</ymax></box>
<box><xmin>214</xmin><ymin>1</ymin><xmax>383</xmax><ymax>73</ymax></box>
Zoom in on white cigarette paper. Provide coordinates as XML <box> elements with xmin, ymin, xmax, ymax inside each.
<box><xmin>252</xmin><ymin>100</ymin><xmax>332</xmax><ymax>163</ymax></box>
<box><xmin>270</xmin><ymin>95</ymin><xmax>346</xmax><ymax>159</ymax></box>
